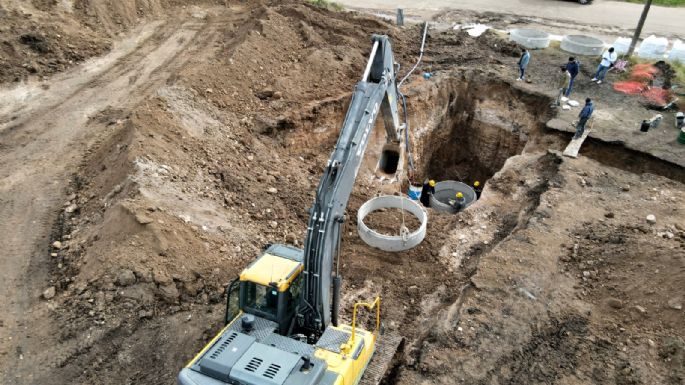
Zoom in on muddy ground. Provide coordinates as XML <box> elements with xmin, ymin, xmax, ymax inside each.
<box><xmin>0</xmin><ymin>1</ymin><xmax>683</xmax><ymax>385</ymax></box>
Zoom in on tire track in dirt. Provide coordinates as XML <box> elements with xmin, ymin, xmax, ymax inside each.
<box><xmin>0</xmin><ymin>8</ymin><xmax>253</xmax><ymax>383</ymax></box>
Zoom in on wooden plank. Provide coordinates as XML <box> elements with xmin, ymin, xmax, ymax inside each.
<box><xmin>563</xmin><ymin>119</ymin><xmax>594</xmax><ymax>158</ymax></box>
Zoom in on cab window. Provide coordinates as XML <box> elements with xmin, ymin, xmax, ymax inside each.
<box><xmin>287</xmin><ymin>274</ymin><xmax>302</xmax><ymax>314</ymax></box>
<box><xmin>244</xmin><ymin>282</ymin><xmax>278</xmax><ymax>318</ymax></box>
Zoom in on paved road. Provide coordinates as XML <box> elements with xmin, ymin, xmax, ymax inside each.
<box><xmin>337</xmin><ymin>0</ymin><xmax>685</xmax><ymax>38</ymax></box>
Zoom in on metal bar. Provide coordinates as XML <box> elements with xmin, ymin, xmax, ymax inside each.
<box><xmin>362</xmin><ymin>41</ymin><xmax>380</xmax><ymax>82</ymax></box>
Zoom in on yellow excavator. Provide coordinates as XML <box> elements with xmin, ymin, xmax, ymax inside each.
<box><xmin>178</xmin><ymin>35</ymin><xmax>404</xmax><ymax>385</ymax></box>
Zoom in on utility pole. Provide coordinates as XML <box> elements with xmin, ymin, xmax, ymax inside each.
<box><xmin>627</xmin><ymin>0</ymin><xmax>653</xmax><ymax>57</ymax></box>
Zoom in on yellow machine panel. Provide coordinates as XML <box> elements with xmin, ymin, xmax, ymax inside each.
<box><xmin>239</xmin><ymin>253</ymin><xmax>303</xmax><ymax>292</ymax></box>
<box><xmin>315</xmin><ymin>325</ymin><xmax>376</xmax><ymax>385</ymax></box>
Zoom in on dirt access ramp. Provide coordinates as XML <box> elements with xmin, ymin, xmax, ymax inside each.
<box><xmin>0</xmin><ymin>4</ymin><xmax>256</xmax><ymax>384</ymax></box>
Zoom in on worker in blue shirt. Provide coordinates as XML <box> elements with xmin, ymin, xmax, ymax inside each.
<box><xmin>517</xmin><ymin>49</ymin><xmax>530</xmax><ymax>81</ymax></box>
<box><xmin>565</xmin><ymin>57</ymin><xmax>580</xmax><ymax>97</ymax></box>
<box><xmin>574</xmin><ymin>98</ymin><xmax>594</xmax><ymax>139</ymax></box>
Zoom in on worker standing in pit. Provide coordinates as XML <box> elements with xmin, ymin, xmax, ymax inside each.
<box><xmin>449</xmin><ymin>192</ymin><xmax>466</xmax><ymax>212</ymax></box>
<box><xmin>473</xmin><ymin>181</ymin><xmax>483</xmax><ymax>199</ymax></box>
<box><xmin>420</xmin><ymin>179</ymin><xmax>436</xmax><ymax>207</ymax></box>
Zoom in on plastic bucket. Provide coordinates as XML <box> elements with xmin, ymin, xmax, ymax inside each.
<box><xmin>408</xmin><ymin>184</ymin><xmax>422</xmax><ymax>200</ymax></box>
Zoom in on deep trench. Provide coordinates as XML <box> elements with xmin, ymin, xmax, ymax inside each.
<box><xmin>380</xmin><ymin>73</ymin><xmax>684</xmax><ymax>383</ymax></box>
<box><xmin>413</xmin><ymin>74</ymin><xmax>684</xmax><ymax>187</ymax></box>
<box><xmin>414</xmin><ymin>75</ymin><xmax>551</xmax><ymax>187</ymax></box>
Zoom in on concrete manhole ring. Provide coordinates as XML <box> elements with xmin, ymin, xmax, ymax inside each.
<box><xmin>510</xmin><ymin>29</ymin><xmax>550</xmax><ymax>49</ymax></box>
<box><xmin>560</xmin><ymin>35</ymin><xmax>605</xmax><ymax>56</ymax></box>
<box><xmin>357</xmin><ymin>195</ymin><xmax>427</xmax><ymax>252</ymax></box>
<box><xmin>430</xmin><ymin>180</ymin><xmax>477</xmax><ymax>213</ymax></box>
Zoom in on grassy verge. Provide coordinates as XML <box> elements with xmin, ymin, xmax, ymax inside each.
<box><xmin>308</xmin><ymin>0</ymin><xmax>344</xmax><ymax>11</ymax></box>
<box><xmin>622</xmin><ymin>0</ymin><xmax>685</xmax><ymax>7</ymax></box>
<box><xmin>671</xmin><ymin>60</ymin><xmax>685</xmax><ymax>86</ymax></box>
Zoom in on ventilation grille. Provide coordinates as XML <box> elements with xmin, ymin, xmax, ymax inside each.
<box><xmin>209</xmin><ymin>332</ymin><xmax>238</xmax><ymax>360</ymax></box>
<box><xmin>244</xmin><ymin>357</ymin><xmax>263</xmax><ymax>372</ymax></box>
<box><xmin>263</xmin><ymin>363</ymin><xmax>281</xmax><ymax>379</ymax></box>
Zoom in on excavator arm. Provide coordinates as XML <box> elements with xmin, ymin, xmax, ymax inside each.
<box><xmin>298</xmin><ymin>35</ymin><xmax>402</xmax><ymax>334</ymax></box>
<box><xmin>178</xmin><ymin>35</ymin><xmax>404</xmax><ymax>385</ymax></box>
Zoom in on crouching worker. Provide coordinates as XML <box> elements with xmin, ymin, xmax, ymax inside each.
<box><xmin>449</xmin><ymin>192</ymin><xmax>466</xmax><ymax>212</ymax></box>
<box><xmin>420</xmin><ymin>179</ymin><xmax>436</xmax><ymax>208</ymax></box>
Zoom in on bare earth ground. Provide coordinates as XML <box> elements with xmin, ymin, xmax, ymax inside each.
<box><xmin>0</xmin><ymin>1</ymin><xmax>683</xmax><ymax>385</ymax></box>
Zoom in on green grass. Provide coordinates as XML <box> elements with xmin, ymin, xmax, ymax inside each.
<box><xmin>671</xmin><ymin>60</ymin><xmax>685</xmax><ymax>86</ymax></box>
<box><xmin>622</xmin><ymin>0</ymin><xmax>685</xmax><ymax>7</ymax></box>
<box><xmin>308</xmin><ymin>0</ymin><xmax>344</xmax><ymax>11</ymax></box>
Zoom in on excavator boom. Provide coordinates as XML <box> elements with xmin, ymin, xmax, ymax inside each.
<box><xmin>299</xmin><ymin>34</ymin><xmax>401</xmax><ymax>333</ymax></box>
<box><xmin>178</xmin><ymin>35</ymin><xmax>403</xmax><ymax>385</ymax></box>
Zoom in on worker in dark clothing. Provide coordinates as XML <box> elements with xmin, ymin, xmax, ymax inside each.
<box><xmin>565</xmin><ymin>57</ymin><xmax>580</xmax><ymax>97</ymax></box>
<box><xmin>574</xmin><ymin>98</ymin><xmax>594</xmax><ymax>139</ymax></box>
<box><xmin>473</xmin><ymin>181</ymin><xmax>483</xmax><ymax>199</ymax></box>
<box><xmin>420</xmin><ymin>179</ymin><xmax>435</xmax><ymax>207</ymax></box>
<box><xmin>450</xmin><ymin>192</ymin><xmax>466</xmax><ymax>212</ymax></box>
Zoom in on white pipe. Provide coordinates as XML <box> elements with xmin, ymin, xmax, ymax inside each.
<box><xmin>362</xmin><ymin>41</ymin><xmax>380</xmax><ymax>82</ymax></box>
<box><xmin>399</xmin><ymin>22</ymin><xmax>429</xmax><ymax>89</ymax></box>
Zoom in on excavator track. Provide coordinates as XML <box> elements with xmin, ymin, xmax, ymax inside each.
<box><xmin>360</xmin><ymin>333</ymin><xmax>403</xmax><ymax>385</ymax></box>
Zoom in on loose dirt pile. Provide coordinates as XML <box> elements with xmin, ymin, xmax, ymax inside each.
<box><xmin>1</xmin><ymin>1</ymin><xmax>684</xmax><ymax>385</ymax></box>
<box><xmin>0</xmin><ymin>0</ymin><xmax>224</xmax><ymax>83</ymax></box>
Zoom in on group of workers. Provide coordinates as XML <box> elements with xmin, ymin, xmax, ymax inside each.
<box><xmin>419</xmin><ymin>179</ymin><xmax>482</xmax><ymax>213</ymax></box>
<box><xmin>518</xmin><ymin>46</ymin><xmax>619</xmax><ymax>141</ymax></box>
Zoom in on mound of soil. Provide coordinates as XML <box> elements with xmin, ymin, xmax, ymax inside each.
<box><xmin>0</xmin><ymin>8</ymin><xmax>111</xmax><ymax>83</ymax></box>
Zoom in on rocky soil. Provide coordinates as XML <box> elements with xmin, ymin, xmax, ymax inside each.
<box><xmin>0</xmin><ymin>1</ymin><xmax>683</xmax><ymax>385</ymax></box>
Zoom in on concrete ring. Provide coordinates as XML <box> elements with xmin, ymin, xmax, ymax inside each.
<box><xmin>429</xmin><ymin>180</ymin><xmax>476</xmax><ymax>213</ymax></box>
<box><xmin>510</xmin><ymin>29</ymin><xmax>550</xmax><ymax>49</ymax></box>
<box><xmin>357</xmin><ymin>195</ymin><xmax>427</xmax><ymax>252</ymax></box>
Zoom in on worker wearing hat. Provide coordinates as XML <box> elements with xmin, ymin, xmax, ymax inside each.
<box><xmin>473</xmin><ymin>181</ymin><xmax>483</xmax><ymax>200</ymax></box>
<box><xmin>450</xmin><ymin>191</ymin><xmax>466</xmax><ymax>212</ymax></box>
<box><xmin>420</xmin><ymin>179</ymin><xmax>436</xmax><ymax>208</ymax></box>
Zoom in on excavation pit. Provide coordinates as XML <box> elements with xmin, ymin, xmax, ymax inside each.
<box><xmin>414</xmin><ymin>76</ymin><xmax>549</xmax><ymax>194</ymax></box>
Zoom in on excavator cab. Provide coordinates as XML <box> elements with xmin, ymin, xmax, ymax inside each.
<box><xmin>225</xmin><ymin>244</ymin><xmax>304</xmax><ymax>335</ymax></box>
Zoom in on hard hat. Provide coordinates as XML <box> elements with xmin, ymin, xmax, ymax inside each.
<box><xmin>474</xmin><ymin>181</ymin><xmax>480</xmax><ymax>187</ymax></box>
<box><xmin>429</xmin><ymin>180</ymin><xmax>436</xmax><ymax>187</ymax></box>
<box><xmin>456</xmin><ymin>192</ymin><xmax>464</xmax><ymax>198</ymax></box>
<box><xmin>677</xmin><ymin>112</ymin><xmax>684</xmax><ymax>118</ymax></box>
